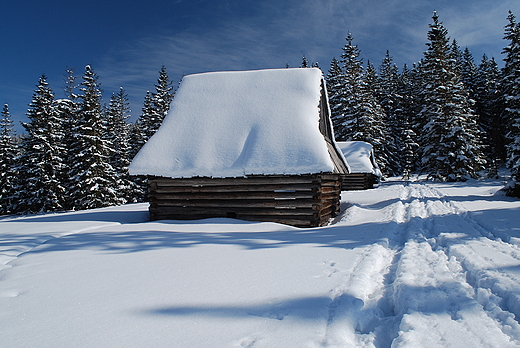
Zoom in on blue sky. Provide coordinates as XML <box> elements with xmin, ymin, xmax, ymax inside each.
<box><xmin>1</xmin><ymin>0</ymin><xmax>519</xmax><ymax>131</ymax></box>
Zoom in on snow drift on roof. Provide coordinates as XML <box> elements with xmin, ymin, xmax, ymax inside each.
<box><xmin>129</xmin><ymin>68</ymin><xmax>336</xmax><ymax>178</ymax></box>
<box><xmin>336</xmin><ymin>141</ymin><xmax>379</xmax><ymax>174</ymax></box>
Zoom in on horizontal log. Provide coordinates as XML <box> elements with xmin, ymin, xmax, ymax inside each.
<box><xmin>150</xmin><ymin>208</ymin><xmax>322</xmax><ymax>226</ymax></box>
<box><xmin>150</xmin><ymin>175</ymin><xmax>323</xmax><ymax>186</ymax></box>
<box><xmin>319</xmin><ymin>186</ymin><xmax>340</xmax><ymax>194</ymax></box>
<box><xmin>317</xmin><ymin>173</ymin><xmax>343</xmax><ymax>181</ymax></box>
<box><xmin>342</xmin><ymin>185</ymin><xmax>369</xmax><ymax>190</ymax></box>
<box><xmin>233</xmin><ymin>215</ymin><xmax>317</xmax><ymax>227</ymax></box>
<box><xmin>151</xmin><ymin>186</ymin><xmax>318</xmax><ymax>195</ymax></box>
<box><xmin>320</xmin><ymin>181</ymin><xmax>342</xmax><ymax>187</ymax></box>
<box><xmin>317</xmin><ymin>192</ymin><xmax>340</xmax><ymax>201</ymax></box>
<box><xmin>151</xmin><ymin>206</ymin><xmax>317</xmax><ymax>216</ymax></box>
<box><xmin>153</xmin><ymin>183</ymin><xmax>319</xmax><ymax>192</ymax></box>
<box><xmin>150</xmin><ymin>198</ymin><xmax>319</xmax><ymax>209</ymax></box>
<box><xmin>151</xmin><ymin>191</ymin><xmax>317</xmax><ymax>200</ymax></box>
<box><xmin>342</xmin><ymin>177</ymin><xmax>369</xmax><ymax>181</ymax></box>
<box><xmin>150</xmin><ymin>213</ymin><xmax>318</xmax><ymax>227</ymax></box>
<box><xmin>342</xmin><ymin>184</ymin><xmax>368</xmax><ymax>188</ymax></box>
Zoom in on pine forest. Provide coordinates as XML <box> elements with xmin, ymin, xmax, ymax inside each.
<box><xmin>2</xmin><ymin>11</ymin><xmax>520</xmax><ymax>216</ymax></box>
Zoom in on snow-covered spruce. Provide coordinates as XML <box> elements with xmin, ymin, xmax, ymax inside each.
<box><xmin>417</xmin><ymin>12</ymin><xmax>486</xmax><ymax>182</ymax></box>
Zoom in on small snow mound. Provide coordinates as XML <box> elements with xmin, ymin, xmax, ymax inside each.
<box><xmin>336</xmin><ymin>141</ymin><xmax>380</xmax><ymax>175</ymax></box>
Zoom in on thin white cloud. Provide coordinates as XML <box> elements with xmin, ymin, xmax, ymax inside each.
<box><xmin>97</xmin><ymin>0</ymin><xmax>520</xmax><ymax>119</ymax></box>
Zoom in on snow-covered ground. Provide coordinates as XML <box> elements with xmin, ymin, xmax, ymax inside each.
<box><xmin>1</xmin><ymin>177</ymin><xmax>520</xmax><ymax>347</ymax></box>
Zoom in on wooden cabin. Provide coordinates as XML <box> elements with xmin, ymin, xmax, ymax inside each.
<box><xmin>129</xmin><ymin>68</ymin><xmax>349</xmax><ymax>227</ymax></box>
<box><xmin>336</xmin><ymin>141</ymin><xmax>380</xmax><ymax>190</ymax></box>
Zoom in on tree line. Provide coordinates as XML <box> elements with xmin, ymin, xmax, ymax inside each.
<box><xmin>0</xmin><ymin>66</ymin><xmax>174</xmax><ymax>215</ymax></box>
<box><xmin>320</xmin><ymin>11</ymin><xmax>520</xmax><ymax>197</ymax></box>
<box><xmin>1</xmin><ymin>11</ymin><xmax>520</xmax><ymax>216</ymax></box>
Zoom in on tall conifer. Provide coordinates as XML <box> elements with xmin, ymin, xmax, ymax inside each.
<box><xmin>474</xmin><ymin>55</ymin><xmax>503</xmax><ymax>177</ymax></box>
<box><xmin>378</xmin><ymin>52</ymin><xmax>404</xmax><ymax>175</ymax></box>
<box><xmin>68</xmin><ymin>65</ymin><xmax>121</xmax><ymax>210</ymax></box>
<box><xmin>326</xmin><ymin>57</ymin><xmax>345</xmax><ymax>131</ymax></box>
<box><xmin>15</xmin><ymin>75</ymin><xmax>66</xmax><ymax>213</ymax></box>
<box><xmin>334</xmin><ymin>34</ymin><xmax>390</xmax><ymax>175</ymax></box>
<box><xmin>0</xmin><ymin>104</ymin><xmax>18</xmax><ymax>214</ymax></box>
<box><xmin>502</xmin><ymin>11</ymin><xmax>520</xmax><ymax>195</ymax></box>
<box><xmin>418</xmin><ymin>12</ymin><xmax>486</xmax><ymax>181</ymax></box>
<box><xmin>105</xmin><ymin>87</ymin><xmax>140</xmax><ymax>202</ymax></box>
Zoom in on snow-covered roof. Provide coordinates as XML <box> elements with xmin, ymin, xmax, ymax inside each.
<box><xmin>129</xmin><ymin>68</ymin><xmax>345</xmax><ymax>178</ymax></box>
<box><xmin>336</xmin><ymin>141</ymin><xmax>380</xmax><ymax>175</ymax></box>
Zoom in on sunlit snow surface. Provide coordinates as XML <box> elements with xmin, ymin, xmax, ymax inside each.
<box><xmin>336</xmin><ymin>141</ymin><xmax>379</xmax><ymax>174</ymax></box>
<box><xmin>129</xmin><ymin>68</ymin><xmax>335</xmax><ymax>178</ymax></box>
<box><xmin>1</xmin><ymin>177</ymin><xmax>520</xmax><ymax>347</ymax></box>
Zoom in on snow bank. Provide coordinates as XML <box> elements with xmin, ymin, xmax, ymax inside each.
<box><xmin>129</xmin><ymin>68</ymin><xmax>336</xmax><ymax>178</ymax></box>
<box><xmin>336</xmin><ymin>141</ymin><xmax>379</xmax><ymax>175</ymax></box>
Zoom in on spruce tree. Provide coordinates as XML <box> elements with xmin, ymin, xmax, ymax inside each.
<box><xmin>335</xmin><ymin>34</ymin><xmax>390</xmax><ymax>176</ymax></box>
<box><xmin>401</xmin><ymin>128</ymin><xmax>420</xmax><ymax>180</ymax></box>
<box><xmin>397</xmin><ymin>65</ymin><xmax>421</xmax><ymax>175</ymax></box>
<box><xmin>326</xmin><ymin>57</ymin><xmax>345</xmax><ymax>131</ymax></box>
<box><xmin>128</xmin><ymin>120</ymin><xmax>146</xmax><ymax>161</ymax></box>
<box><xmin>54</xmin><ymin>98</ymin><xmax>77</xmax><ymax>209</ymax></box>
<box><xmin>68</xmin><ymin>65</ymin><xmax>121</xmax><ymax>210</ymax></box>
<box><xmin>63</xmin><ymin>67</ymin><xmax>79</xmax><ymax>101</ymax></box>
<box><xmin>59</xmin><ymin>67</ymin><xmax>80</xmax><ymax>209</ymax></box>
<box><xmin>474</xmin><ymin>55</ymin><xmax>503</xmax><ymax>177</ymax></box>
<box><xmin>301</xmin><ymin>56</ymin><xmax>310</xmax><ymax>68</ymax></box>
<box><xmin>0</xmin><ymin>104</ymin><xmax>18</xmax><ymax>214</ymax></box>
<box><xmin>502</xmin><ymin>11</ymin><xmax>520</xmax><ymax>196</ymax></box>
<box><xmin>150</xmin><ymin>66</ymin><xmax>174</xmax><ymax>136</ymax></box>
<box><xmin>449</xmin><ymin>39</ymin><xmax>463</xmax><ymax>75</ymax></box>
<box><xmin>136</xmin><ymin>90</ymin><xmax>155</xmax><ymax>142</ymax></box>
<box><xmin>418</xmin><ymin>12</ymin><xmax>486</xmax><ymax>181</ymax></box>
<box><xmin>105</xmin><ymin>88</ymin><xmax>131</xmax><ymax>174</ymax></box>
<box><xmin>15</xmin><ymin>75</ymin><xmax>66</xmax><ymax>213</ymax></box>
<box><xmin>332</xmin><ymin>33</ymin><xmax>366</xmax><ymax>141</ymax></box>
<box><xmin>133</xmin><ymin>66</ymin><xmax>174</xmax><ymax>149</ymax></box>
<box><xmin>105</xmin><ymin>87</ymin><xmax>140</xmax><ymax>203</ymax></box>
<box><xmin>127</xmin><ymin>120</ymin><xmax>147</xmax><ymax>202</ymax></box>
<box><xmin>129</xmin><ymin>91</ymin><xmax>157</xmax><ymax>203</ymax></box>
<box><xmin>460</xmin><ymin>47</ymin><xmax>478</xmax><ymax>98</ymax></box>
<box><xmin>378</xmin><ymin>52</ymin><xmax>404</xmax><ymax>175</ymax></box>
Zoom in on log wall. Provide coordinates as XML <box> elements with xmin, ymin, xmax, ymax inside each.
<box><xmin>341</xmin><ymin>173</ymin><xmax>379</xmax><ymax>191</ymax></box>
<box><xmin>148</xmin><ymin>174</ymin><xmax>342</xmax><ymax>227</ymax></box>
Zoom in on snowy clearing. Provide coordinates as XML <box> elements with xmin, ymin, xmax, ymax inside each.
<box><xmin>1</xmin><ymin>177</ymin><xmax>520</xmax><ymax>347</ymax></box>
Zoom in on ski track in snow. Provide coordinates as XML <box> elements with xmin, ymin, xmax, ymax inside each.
<box><xmin>322</xmin><ymin>181</ymin><xmax>520</xmax><ymax>347</ymax></box>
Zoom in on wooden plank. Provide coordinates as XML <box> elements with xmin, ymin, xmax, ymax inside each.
<box><xmin>150</xmin><ymin>175</ymin><xmax>322</xmax><ymax>186</ymax></box>
<box><xmin>316</xmin><ymin>199</ymin><xmax>335</xmax><ymax>212</ymax></box>
<box><xmin>320</xmin><ymin>180</ymin><xmax>341</xmax><ymax>187</ymax></box>
<box><xmin>150</xmin><ymin>207</ymin><xmax>330</xmax><ymax>227</ymax></box>
<box><xmin>150</xmin><ymin>199</ymin><xmax>318</xmax><ymax>209</ymax></box>
<box><xmin>234</xmin><ymin>215</ymin><xmax>316</xmax><ymax>227</ymax></box>
<box><xmin>317</xmin><ymin>173</ymin><xmax>342</xmax><ymax>181</ymax></box>
<box><xmin>151</xmin><ymin>185</ymin><xmax>317</xmax><ymax>193</ymax></box>
<box><xmin>151</xmin><ymin>206</ymin><xmax>317</xmax><ymax>216</ymax></box>
<box><xmin>317</xmin><ymin>205</ymin><xmax>335</xmax><ymax>219</ymax></box>
<box><xmin>342</xmin><ymin>186</ymin><xmax>367</xmax><ymax>191</ymax></box>
<box><xmin>320</xmin><ymin>186</ymin><xmax>341</xmax><ymax>194</ymax></box>
<box><xmin>151</xmin><ymin>191</ymin><xmax>317</xmax><ymax>200</ymax></box>
<box><xmin>317</xmin><ymin>192</ymin><xmax>341</xmax><ymax>201</ymax></box>
<box><xmin>148</xmin><ymin>174</ymin><xmax>343</xmax><ymax>227</ymax></box>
